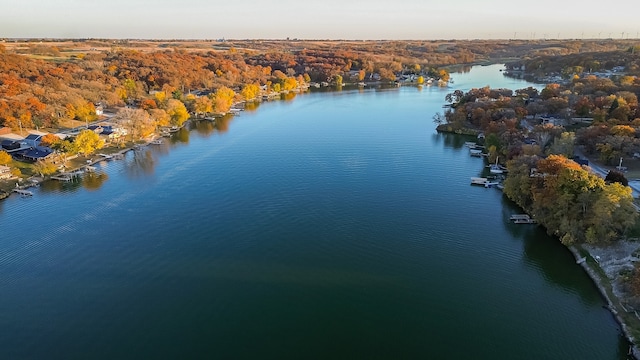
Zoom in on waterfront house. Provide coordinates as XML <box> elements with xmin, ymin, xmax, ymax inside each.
<box><xmin>13</xmin><ymin>146</ymin><xmax>54</xmax><ymax>162</ymax></box>
<box><xmin>2</xmin><ymin>139</ymin><xmax>21</xmax><ymax>152</ymax></box>
<box><xmin>1</xmin><ymin>139</ymin><xmax>28</xmax><ymax>153</ymax></box>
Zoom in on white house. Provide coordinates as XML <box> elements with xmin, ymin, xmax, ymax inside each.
<box><xmin>0</xmin><ymin>165</ymin><xmax>12</xmax><ymax>179</ymax></box>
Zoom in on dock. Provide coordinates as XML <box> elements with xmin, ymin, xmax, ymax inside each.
<box><xmin>510</xmin><ymin>214</ymin><xmax>537</xmax><ymax>224</ymax></box>
<box><xmin>471</xmin><ymin>177</ymin><xmax>488</xmax><ymax>185</ymax></box>
<box><xmin>484</xmin><ymin>181</ymin><xmax>500</xmax><ymax>188</ymax></box>
<box><xmin>513</xmin><ymin>218</ymin><xmax>537</xmax><ymax>224</ymax></box>
<box><xmin>13</xmin><ymin>189</ymin><xmax>33</xmax><ymax>196</ymax></box>
<box><xmin>471</xmin><ymin>177</ymin><xmax>501</xmax><ymax>188</ymax></box>
<box><xmin>51</xmin><ymin>174</ymin><xmax>73</xmax><ymax>181</ymax></box>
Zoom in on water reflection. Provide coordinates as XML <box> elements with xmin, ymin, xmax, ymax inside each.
<box><xmin>124</xmin><ymin>149</ymin><xmax>156</xmax><ymax>178</ymax></box>
<box><xmin>40</xmin><ymin>177</ymin><xmax>82</xmax><ymax>193</ymax></box>
<box><xmin>244</xmin><ymin>102</ymin><xmax>260</xmax><ymax>112</ymax></box>
<box><xmin>281</xmin><ymin>92</ymin><xmax>297</xmax><ymax>101</ymax></box>
<box><xmin>82</xmin><ymin>172</ymin><xmax>109</xmax><ymax>191</ymax></box>
<box><xmin>455</xmin><ymin>65</ymin><xmax>473</xmax><ymax>74</ymax></box>
<box><xmin>214</xmin><ymin>114</ymin><xmax>235</xmax><ymax>133</ymax></box>
<box><xmin>172</xmin><ymin>127</ymin><xmax>190</xmax><ymax>144</ymax></box>
<box><xmin>193</xmin><ymin>120</ymin><xmax>216</xmax><ymax>137</ymax></box>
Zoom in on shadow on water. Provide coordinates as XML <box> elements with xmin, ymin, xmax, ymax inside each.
<box><xmin>498</xmin><ymin>195</ymin><xmax>606</xmax><ymax>306</ymax></box>
<box><xmin>435</xmin><ymin>132</ymin><xmax>479</xmax><ymax>150</ymax></box>
<box><xmin>124</xmin><ymin>149</ymin><xmax>156</xmax><ymax>178</ymax></box>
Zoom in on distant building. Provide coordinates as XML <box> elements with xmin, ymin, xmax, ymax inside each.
<box><xmin>0</xmin><ymin>165</ymin><xmax>11</xmax><ymax>179</ymax></box>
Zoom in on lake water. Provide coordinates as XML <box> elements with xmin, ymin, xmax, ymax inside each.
<box><xmin>0</xmin><ymin>65</ymin><xmax>628</xmax><ymax>359</ymax></box>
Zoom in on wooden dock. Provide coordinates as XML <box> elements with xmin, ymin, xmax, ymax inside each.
<box><xmin>51</xmin><ymin>174</ymin><xmax>73</xmax><ymax>181</ymax></box>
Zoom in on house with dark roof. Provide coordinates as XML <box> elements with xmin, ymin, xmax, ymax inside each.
<box><xmin>13</xmin><ymin>146</ymin><xmax>53</xmax><ymax>162</ymax></box>
<box><xmin>24</xmin><ymin>133</ymin><xmax>43</xmax><ymax>148</ymax></box>
<box><xmin>1</xmin><ymin>139</ymin><xmax>28</xmax><ymax>153</ymax></box>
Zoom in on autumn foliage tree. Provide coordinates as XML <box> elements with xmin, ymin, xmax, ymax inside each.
<box><xmin>241</xmin><ymin>83</ymin><xmax>261</xmax><ymax>101</ymax></box>
<box><xmin>165</xmin><ymin>99</ymin><xmax>190</xmax><ymax>126</ymax></box>
<box><xmin>113</xmin><ymin>108</ymin><xmax>156</xmax><ymax>140</ymax></box>
<box><xmin>213</xmin><ymin>86</ymin><xmax>236</xmax><ymax>113</ymax></box>
<box><xmin>504</xmin><ymin>154</ymin><xmax>636</xmax><ymax>244</ymax></box>
<box><xmin>73</xmin><ymin>130</ymin><xmax>104</xmax><ymax>155</ymax></box>
<box><xmin>0</xmin><ymin>150</ymin><xmax>11</xmax><ymax>165</ymax></box>
<box><xmin>39</xmin><ymin>133</ymin><xmax>61</xmax><ymax>147</ymax></box>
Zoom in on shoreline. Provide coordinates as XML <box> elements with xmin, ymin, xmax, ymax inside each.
<box><xmin>567</xmin><ymin>245</ymin><xmax>640</xmax><ymax>358</ymax></box>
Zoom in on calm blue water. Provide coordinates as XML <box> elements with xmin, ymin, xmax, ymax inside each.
<box><xmin>0</xmin><ymin>65</ymin><xmax>628</xmax><ymax>359</ymax></box>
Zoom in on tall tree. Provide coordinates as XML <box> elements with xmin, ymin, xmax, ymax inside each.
<box><xmin>73</xmin><ymin>130</ymin><xmax>104</xmax><ymax>155</ymax></box>
<box><xmin>166</xmin><ymin>99</ymin><xmax>190</xmax><ymax>126</ymax></box>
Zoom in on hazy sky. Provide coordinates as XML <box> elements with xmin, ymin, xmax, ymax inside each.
<box><xmin>1</xmin><ymin>0</ymin><xmax>639</xmax><ymax>40</ymax></box>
